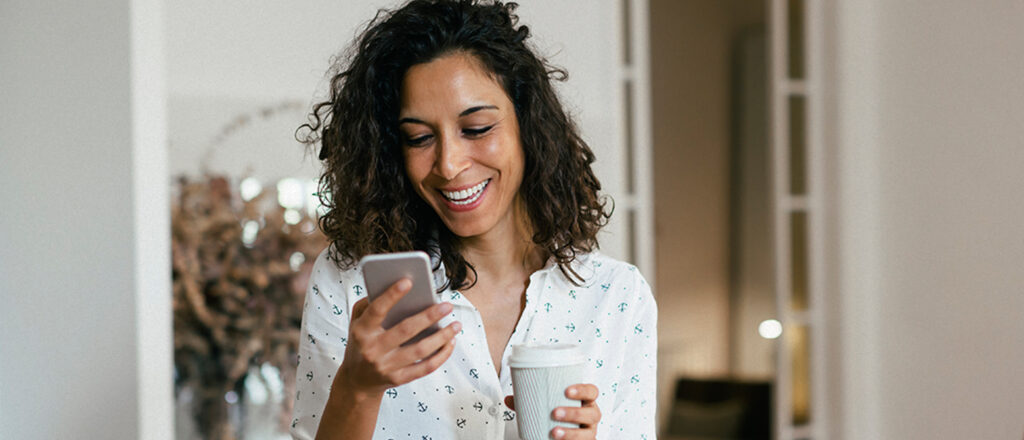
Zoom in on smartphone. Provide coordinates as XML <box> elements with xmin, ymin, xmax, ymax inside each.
<box><xmin>358</xmin><ymin>251</ymin><xmax>441</xmax><ymax>345</ymax></box>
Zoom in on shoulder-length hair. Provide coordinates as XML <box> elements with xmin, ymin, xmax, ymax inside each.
<box><xmin>299</xmin><ymin>0</ymin><xmax>611</xmax><ymax>289</ymax></box>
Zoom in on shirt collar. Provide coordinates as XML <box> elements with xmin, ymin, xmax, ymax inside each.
<box><xmin>432</xmin><ymin>250</ymin><xmax>598</xmax><ymax>295</ymax></box>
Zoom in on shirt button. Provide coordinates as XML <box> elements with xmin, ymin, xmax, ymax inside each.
<box><xmin>488</xmin><ymin>406</ymin><xmax>499</xmax><ymax>416</ymax></box>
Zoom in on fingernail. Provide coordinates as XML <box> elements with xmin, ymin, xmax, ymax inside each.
<box><xmin>567</xmin><ymin>387</ymin><xmax>578</xmax><ymax>397</ymax></box>
<box><xmin>397</xmin><ymin>279</ymin><xmax>412</xmax><ymax>290</ymax></box>
<box><xmin>552</xmin><ymin>427</ymin><xmax>565</xmax><ymax>439</ymax></box>
<box><xmin>553</xmin><ymin>408</ymin><xmax>565</xmax><ymax>420</ymax></box>
<box><xmin>439</xmin><ymin>302</ymin><xmax>453</xmax><ymax>314</ymax></box>
<box><xmin>453</xmin><ymin>321</ymin><xmax>462</xmax><ymax>332</ymax></box>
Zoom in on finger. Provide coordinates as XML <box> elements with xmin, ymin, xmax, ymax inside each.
<box><xmin>382</xmin><ymin>321</ymin><xmax>461</xmax><ymax>368</ymax></box>
<box><xmin>504</xmin><ymin>395</ymin><xmax>515</xmax><ymax>411</ymax></box>
<box><xmin>565</xmin><ymin>383</ymin><xmax>600</xmax><ymax>403</ymax></box>
<box><xmin>551</xmin><ymin>426</ymin><xmax>596</xmax><ymax>440</ymax></box>
<box><xmin>378</xmin><ymin>301</ymin><xmax>453</xmax><ymax>348</ymax></box>
<box><xmin>390</xmin><ymin>337</ymin><xmax>456</xmax><ymax>385</ymax></box>
<box><xmin>350</xmin><ymin>297</ymin><xmax>369</xmax><ymax>320</ymax></box>
<box><xmin>552</xmin><ymin>405</ymin><xmax>601</xmax><ymax>427</ymax></box>
<box><xmin>362</xmin><ymin>278</ymin><xmax>412</xmax><ymax>324</ymax></box>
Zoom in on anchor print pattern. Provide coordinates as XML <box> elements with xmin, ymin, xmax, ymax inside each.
<box><xmin>290</xmin><ymin>250</ymin><xmax>657</xmax><ymax>440</ymax></box>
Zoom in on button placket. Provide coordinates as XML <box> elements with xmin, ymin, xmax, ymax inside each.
<box><xmin>500</xmin><ymin>270</ymin><xmax>546</xmax><ymax>376</ymax></box>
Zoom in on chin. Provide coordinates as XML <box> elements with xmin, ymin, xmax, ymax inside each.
<box><xmin>439</xmin><ymin>217</ymin><xmax>490</xmax><ymax>238</ymax></box>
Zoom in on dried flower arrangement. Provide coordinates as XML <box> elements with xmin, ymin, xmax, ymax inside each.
<box><xmin>172</xmin><ymin>175</ymin><xmax>326</xmax><ymax>440</ymax></box>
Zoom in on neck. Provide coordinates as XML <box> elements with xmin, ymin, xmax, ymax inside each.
<box><xmin>459</xmin><ymin>200</ymin><xmax>546</xmax><ymax>284</ymax></box>
<box><xmin>461</xmin><ymin>233</ymin><xmax>544</xmax><ymax>282</ymax></box>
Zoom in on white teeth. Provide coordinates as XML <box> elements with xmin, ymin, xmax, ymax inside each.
<box><xmin>441</xmin><ymin>179</ymin><xmax>490</xmax><ymax>205</ymax></box>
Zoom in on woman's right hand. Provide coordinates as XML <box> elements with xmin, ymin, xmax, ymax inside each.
<box><xmin>335</xmin><ymin>278</ymin><xmax>461</xmax><ymax>396</ymax></box>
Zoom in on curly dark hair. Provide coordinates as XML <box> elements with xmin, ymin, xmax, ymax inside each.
<box><xmin>298</xmin><ymin>0</ymin><xmax>611</xmax><ymax>289</ymax></box>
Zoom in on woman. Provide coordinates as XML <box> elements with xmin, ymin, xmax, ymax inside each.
<box><xmin>292</xmin><ymin>1</ymin><xmax>656</xmax><ymax>439</ymax></box>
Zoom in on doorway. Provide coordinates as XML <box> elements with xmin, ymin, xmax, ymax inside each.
<box><xmin>649</xmin><ymin>0</ymin><xmax>773</xmax><ymax>438</ymax></box>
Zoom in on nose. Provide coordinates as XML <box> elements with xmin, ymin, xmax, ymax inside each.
<box><xmin>433</xmin><ymin>131</ymin><xmax>471</xmax><ymax>180</ymax></box>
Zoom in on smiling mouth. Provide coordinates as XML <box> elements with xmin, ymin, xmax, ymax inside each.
<box><xmin>439</xmin><ymin>179</ymin><xmax>491</xmax><ymax>206</ymax></box>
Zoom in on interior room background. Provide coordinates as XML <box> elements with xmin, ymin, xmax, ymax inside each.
<box><xmin>2</xmin><ymin>0</ymin><xmax>1023</xmax><ymax>439</ymax></box>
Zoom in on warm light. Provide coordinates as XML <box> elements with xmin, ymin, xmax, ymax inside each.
<box><xmin>284</xmin><ymin>209</ymin><xmax>302</xmax><ymax>225</ymax></box>
<box><xmin>239</xmin><ymin>177</ymin><xmax>262</xmax><ymax>202</ymax></box>
<box><xmin>759</xmin><ymin>319</ymin><xmax>783</xmax><ymax>339</ymax></box>
<box><xmin>242</xmin><ymin>220</ymin><xmax>259</xmax><ymax>246</ymax></box>
<box><xmin>289</xmin><ymin>251</ymin><xmax>306</xmax><ymax>272</ymax></box>
<box><xmin>277</xmin><ymin>178</ymin><xmax>305</xmax><ymax>210</ymax></box>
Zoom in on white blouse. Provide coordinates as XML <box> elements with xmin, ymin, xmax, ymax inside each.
<box><xmin>290</xmin><ymin>248</ymin><xmax>657</xmax><ymax>440</ymax></box>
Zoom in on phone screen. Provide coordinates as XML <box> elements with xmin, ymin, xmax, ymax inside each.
<box><xmin>358</xmin><ymin>251</ymin><xmax>441</xmax><ymax>345</ymax></box>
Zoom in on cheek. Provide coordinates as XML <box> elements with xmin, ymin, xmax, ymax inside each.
<box><xmin>483</xmin><ymin>133</ymin><xmax>525</xmax><ymax>172</ymax></box>
<box><xmin>402</xmin><ymin>151</ymin><xmax>429</xmax><ymax>183</ymax></box>
<box><xmin>504</xmin><ymin>140</ymin><xmax>527</xmax><ymax>181</ymax></box>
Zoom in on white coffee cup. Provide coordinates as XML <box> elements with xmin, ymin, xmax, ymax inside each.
<box><xmin>508</xmin><ymin>344</ymin><xmax>586</xmax><ymax>440</ymax></box>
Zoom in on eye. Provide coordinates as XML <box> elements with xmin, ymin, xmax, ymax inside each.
<box><xmin>404</xmin><ymin>134</ymin><xmax>433</xmax><ymax>147</ymax></box>
<box><xmin>462</xmin><ymin>125</ymin><xmax>494</xmax><ymax>137</ymax></box>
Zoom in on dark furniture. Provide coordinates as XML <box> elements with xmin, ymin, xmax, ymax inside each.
<box><xmin>665</xmin><ymin>377</ymin><xmax>772</xmax><ymax>440</ymax></box>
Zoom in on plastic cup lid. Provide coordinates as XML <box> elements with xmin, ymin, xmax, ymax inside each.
<box><xmin>508</xmin><ymin>343</ymin><xmax>586</xmax><ymax>368</ymax></box>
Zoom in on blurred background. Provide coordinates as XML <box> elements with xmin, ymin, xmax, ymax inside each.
<box><xmin>2</xmin><ymin>0</ymin><xmax>1023</xmax><ymax>439</ymax></box>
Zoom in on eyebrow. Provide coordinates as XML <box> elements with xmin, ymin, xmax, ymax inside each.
<box><xmin>398</xmin><ymin>105</ymin><xmax>499</xmax><ymax>125</ymax></box>
<box><xmin>459</xmin><ymin>105</ymin><xmax>498</xmax><ymax>117</ymax></box>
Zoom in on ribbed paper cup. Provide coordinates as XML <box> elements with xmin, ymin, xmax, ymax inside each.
<box><xmin>509</xmin><ymin>344</ymin><xmax>585</xmax><ymax>440</ymax></box>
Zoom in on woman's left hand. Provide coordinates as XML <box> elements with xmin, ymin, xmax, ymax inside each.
<box><xmin>504</xmin><ymin>383</ymin><xmax>601</xmax><ymax>439</ymax></box>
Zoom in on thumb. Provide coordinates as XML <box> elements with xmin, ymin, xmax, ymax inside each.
<box><xmin>504</xmin><ymin>395</ymin><xmax>515</xmax><ymax>411</ymax></box>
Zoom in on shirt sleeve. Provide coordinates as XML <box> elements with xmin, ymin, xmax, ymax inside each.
<box><xmin>605</xmin><ymin>267</ymin><xmax>658</xmax><ymax>439</ymax></box>
<box><xmin>290</xmin><ymin>250</ymin><xmax>353</xmax><ymax>440</ymax></box>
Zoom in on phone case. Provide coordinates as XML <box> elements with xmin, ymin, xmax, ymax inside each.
<box><xmin>358</xmin><ymin>251</ymin><xmax>441</xmax><ymax>345</ymax></box>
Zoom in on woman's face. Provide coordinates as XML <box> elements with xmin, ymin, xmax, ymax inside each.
<box><xmin>399</xmin><ymin>52</ymin><xmax>525</xmax><ymax>240</ymax></box>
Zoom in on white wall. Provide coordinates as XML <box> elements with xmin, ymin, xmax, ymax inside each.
<box><xmin>0</xmin><ymin>0</ymin><xmax>172</xmax><ymax>439</ymax></box>
<box><xmin>829</xmin><ymin>1</ymin><xmax>1024</xmax><ymax>438</ymax></box>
